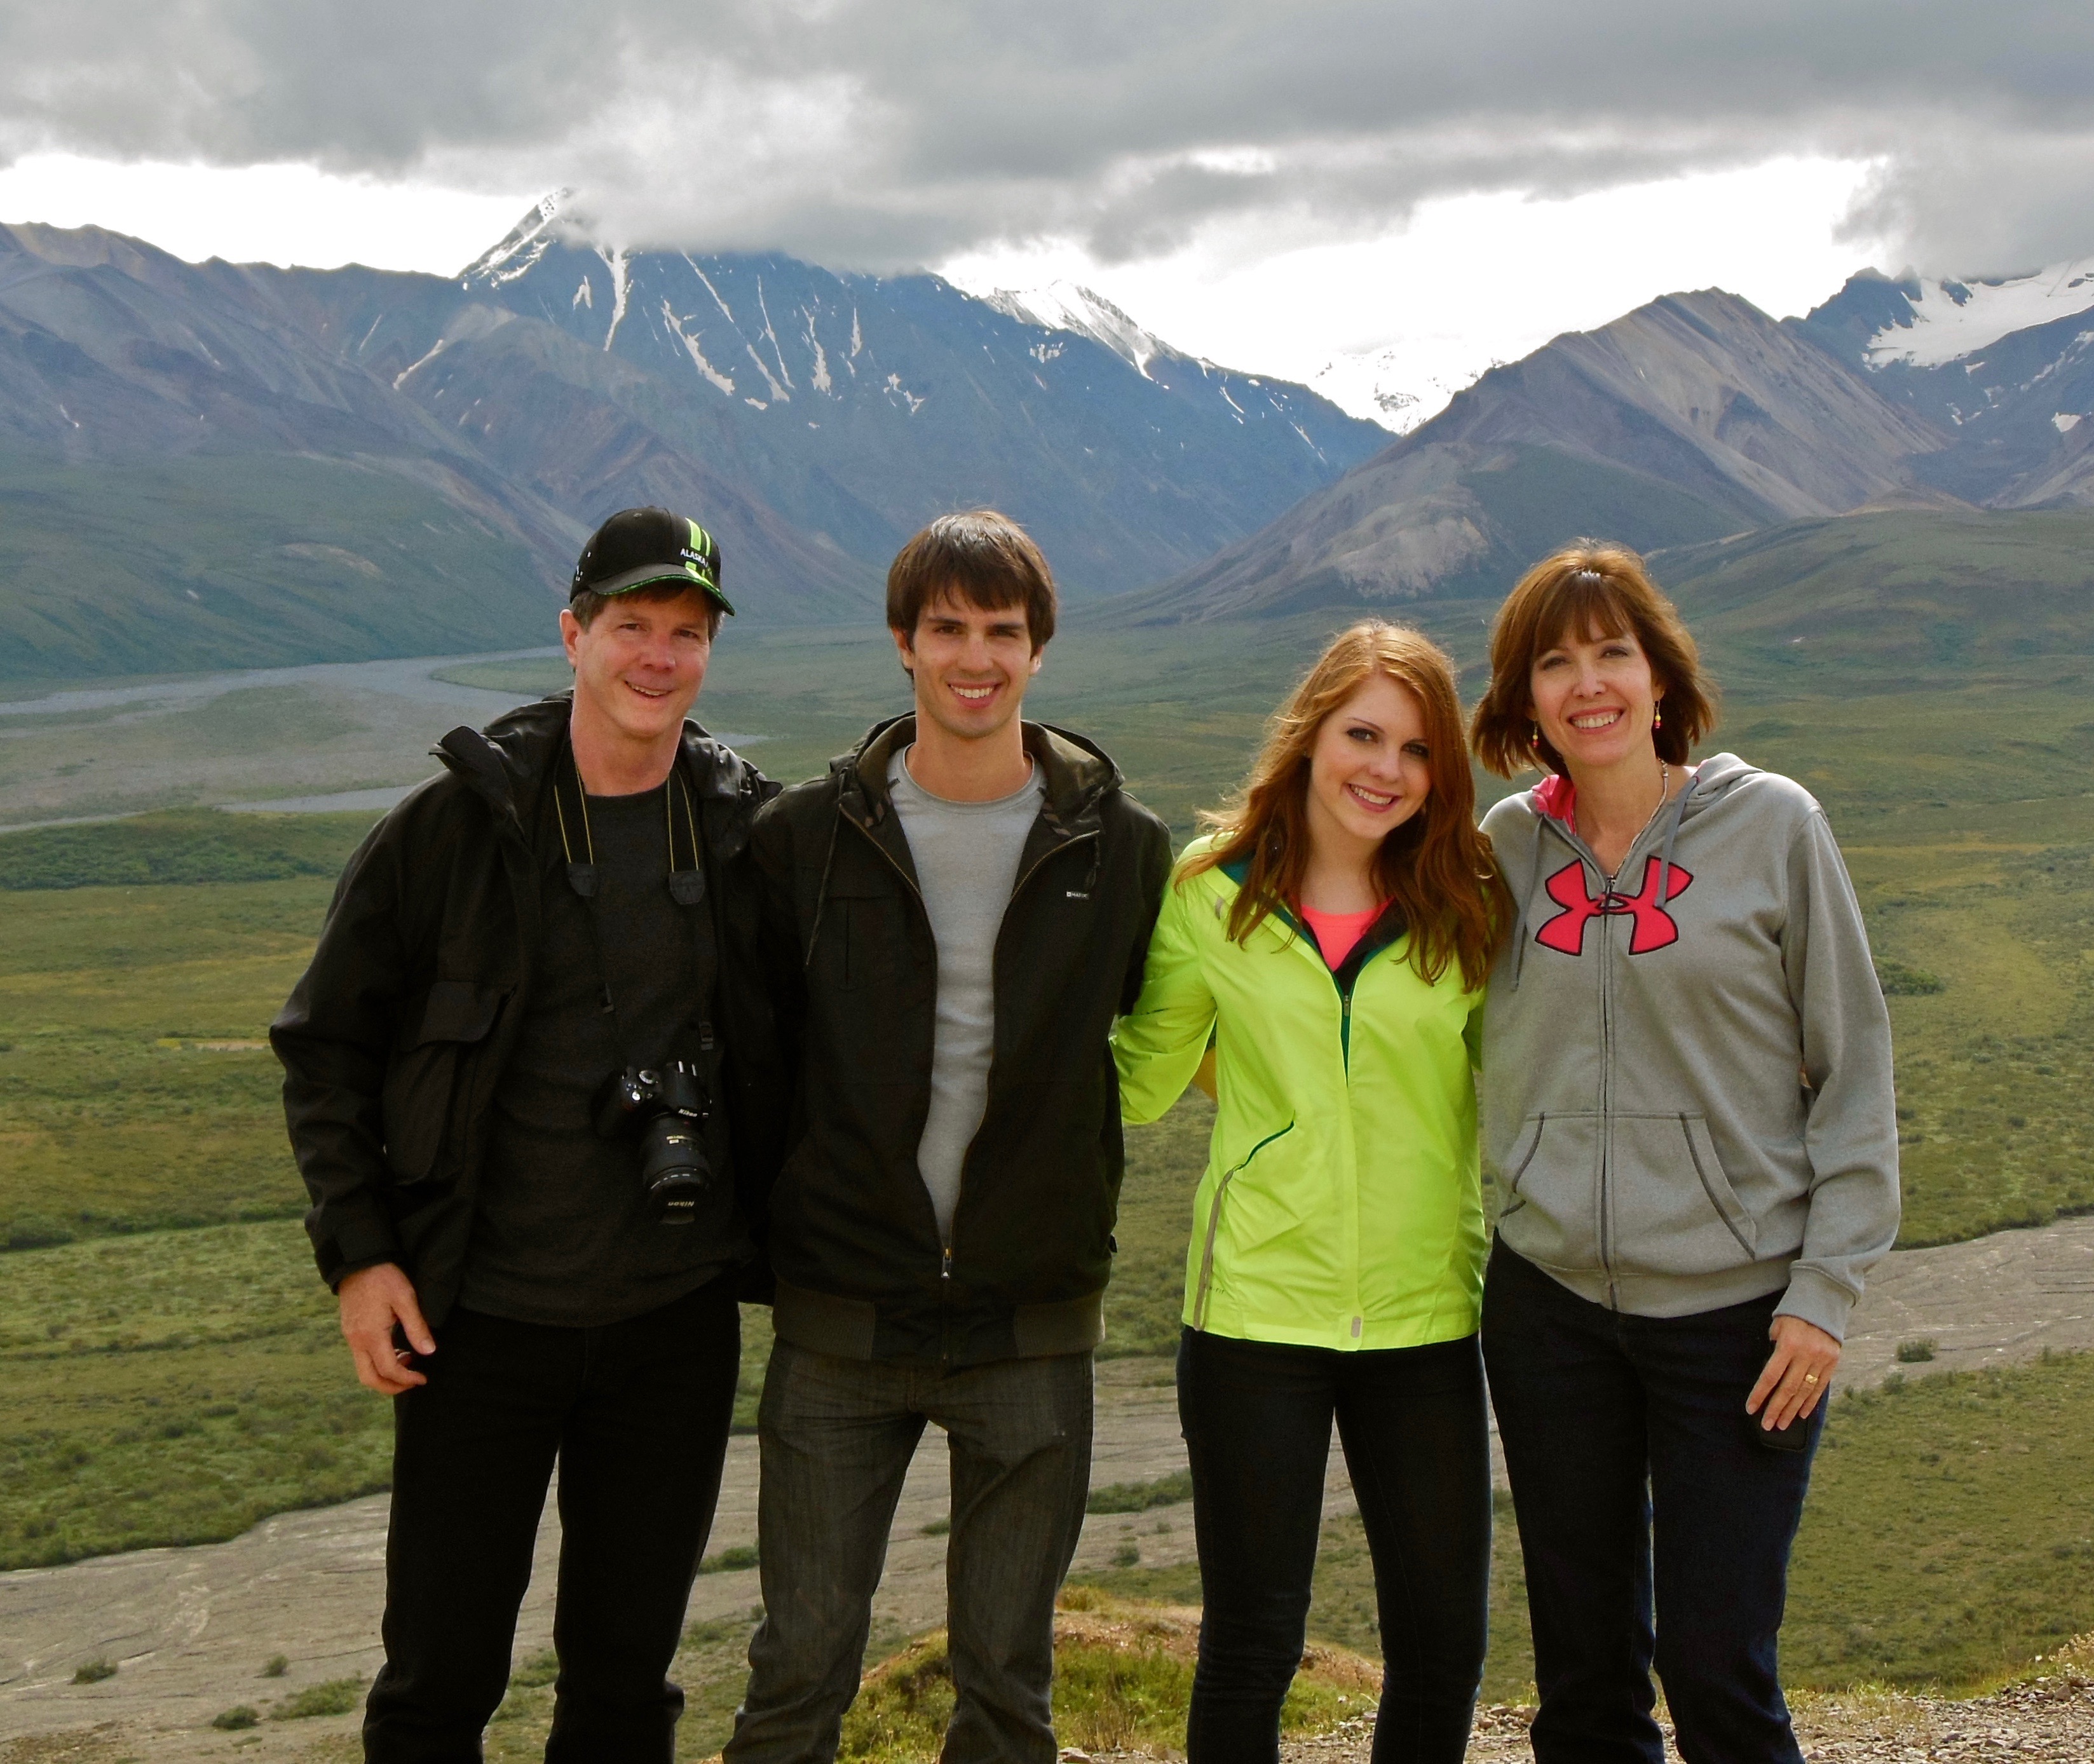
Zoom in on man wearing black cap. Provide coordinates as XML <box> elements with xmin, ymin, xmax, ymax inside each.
<box><xmin>274</xmin><ymin>507</ymin><xmax>784</xmax><ymax>1761</ymax></box>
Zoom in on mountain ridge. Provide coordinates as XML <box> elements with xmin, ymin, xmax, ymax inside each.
<box><xmin>0</xmin><ymin>203</ymin><xmax>1387</xmax><ymax>678</ymax></box>
<box><xmin>1106</xmin><ymin>265</ymin><xmax>2094</xmax><ymax>625</ymax></box>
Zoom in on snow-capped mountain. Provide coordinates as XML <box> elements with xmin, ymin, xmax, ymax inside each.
<box><xmin>1799</xmin><ymin>261</ymin><xmax>2094</xmax><ymax>506</ymax></box>
<box><xmin>394</xmin><ymin>196</ymin><xmax>1384</xmax><ymax>597</ymax></box>
<box><xmin>0</xmin><ymin>198</ymin><xmax>1389</xmax><ymax>674</ymax></box>
<box><xmin>981</xmin><ymin>282</ymin><xmax>1167</xmax><ymax>377</ymax></box>
<box><xmin>1853</xmin><ymin>261</ymin><xmax>2094</xmax><ymax>370</ymax></box>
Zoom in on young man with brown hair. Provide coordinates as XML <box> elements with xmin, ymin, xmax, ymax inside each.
<box><xmin>728</xmin><ymin>510</ymin><xmax>1173</xmax><ymax>1764</ymax></box>
<box><xmin>275</xmin><ymin>507</ymin><xmax>784</xmax><ymax>1762</ymax></box>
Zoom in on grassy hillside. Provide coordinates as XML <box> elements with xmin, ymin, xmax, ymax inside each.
<box><xmin>0</xmin><ymin>449</ymin><xmax>562</xmax><ymax>682</ymax></box>
<box><xmin>1658</xmin><ymin>506</ymin><xmax>2094</xmax><ymax>693</ymax></box>
<box><xmin>0</xmin><ymin>807</ymin><xmax>374</xmax><ymax>890</ymax></box>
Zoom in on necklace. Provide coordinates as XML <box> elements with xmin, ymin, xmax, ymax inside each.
<box><xmin>1574</xmin><ymin>763</ymin><xmax>1671</xmax><ymax>881</ymax></box>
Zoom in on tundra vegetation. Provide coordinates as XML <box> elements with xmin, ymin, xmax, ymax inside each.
<box><xmin>3</xmin><ymin>537</ymin><xmax>2092</xmax><ymax>1748</ymax></box>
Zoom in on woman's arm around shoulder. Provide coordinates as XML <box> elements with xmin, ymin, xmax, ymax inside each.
<box><xmin>1112</xmin><ymin>839</ymin><xmax>1224</xmax><ymax>1125</ymax></box>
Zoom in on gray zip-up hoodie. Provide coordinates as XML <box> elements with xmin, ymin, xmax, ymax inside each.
<box><xmin>1479</xmin><ymin>752</ymin><xmax>1899</xmax><ymax>1340</ymax></box>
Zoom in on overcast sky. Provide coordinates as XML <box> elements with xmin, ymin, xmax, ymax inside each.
<box><xmin>2</xmin><ymin>1</ymin><xmax>2088</xmax><ymax>401</ymax></box>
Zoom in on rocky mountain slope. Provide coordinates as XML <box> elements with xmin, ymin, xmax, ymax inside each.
<box><xmin>1113</xmin><ymin>259</ymin><xmax>2094</xmax><ymax>625</ymax></box>
<box><xmin>1113</xmin><ymin>288</ymin><xmax>1959</xmax><ymax>621</ymax></box>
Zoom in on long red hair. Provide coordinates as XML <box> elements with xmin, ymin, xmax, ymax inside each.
<box><xmin>1183</xmin><ymin>621</ymin><xmax>1509</xmax><ymax>990</ymax></box>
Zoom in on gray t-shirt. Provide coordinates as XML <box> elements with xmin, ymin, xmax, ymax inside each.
<box><xmin>887</xmin><ymin>747</ymin><xmax>1044</xmax><ymax>1243</ymax></box>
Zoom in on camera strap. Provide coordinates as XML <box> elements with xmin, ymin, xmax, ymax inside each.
<box><xmin>550</xmin><ymin>743</ymin><xmax>715</xmax><ymax>1069</ymax></box>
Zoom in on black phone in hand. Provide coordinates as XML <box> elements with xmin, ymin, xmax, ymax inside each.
<box><xmin>1746</xmin><ymin>1409</ymin><xmax>1812</xmax><ymax>1453</ymax></box>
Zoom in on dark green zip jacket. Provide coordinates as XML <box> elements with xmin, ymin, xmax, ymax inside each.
<box><xmin>753</xmin><ymin>716</ymin><xmax>1173</xmax><ymax>1366</ymax></box>
<box><xmin>271</xmin><ymin>695</ymin><xmax>784</xmax><ymax>1325</ymax></box>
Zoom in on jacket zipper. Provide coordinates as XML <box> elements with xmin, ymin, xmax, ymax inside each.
<box><xmin>1596</xmin><ymin>846</ymin><xmax>1622</xmax><ymax>1305</ymax></box>
<box><xmin>1190</xmin><ymin>1122</ymin><xmax>1295</xmax><ymax>1329</ymax></box>
<box><xmin>836</xmin><ymin>804</ymin><xmax>1100</xmax><ymax>1356</ymax></box>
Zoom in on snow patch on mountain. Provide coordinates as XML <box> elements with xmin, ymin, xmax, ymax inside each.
<box><xmin>597</xmin><ymin>247</ymin><xmax>630</xmax><ymax>351</ymax></box>
<box><xmin>1310</xmin><ymin>346</ymin><xmax>1485</xmax><ymax>435</ymax></box>
<box><xmin>1865</xmin><ymin>260</ymin><xmax>2094</xmax><ymax>369</ymax></box>
<box><xmin>984</xmin><ymin>282</ymin><xmax>1167</xmax><ymax>378</ymax></box>
<box><xmin>459</xmin><ymin>189</ymin><xmax>569</xmax><ymax>288</ymax></box>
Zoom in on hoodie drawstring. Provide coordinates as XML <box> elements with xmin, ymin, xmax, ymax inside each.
<box><xmin>1511</xmin><ymin>817</ymin><xmax>1570</xmax><ymax>992</ymax></box>
<box><xmin>1654</xmin><ymin>773</ymin><xmax>1695</xmax><ymax>919</ymax></box>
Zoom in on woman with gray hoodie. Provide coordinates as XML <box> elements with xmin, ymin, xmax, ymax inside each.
<box><xmin>1468</xmin><ymin>545</ymin><xmax>1900</xmax><ymax>1764</ymax></box>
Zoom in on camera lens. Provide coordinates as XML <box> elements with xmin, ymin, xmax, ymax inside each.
<box><xmin>638</xmin><ymin>1118</ymin><xmax>711</xmax><ymax>1225</ymax></box>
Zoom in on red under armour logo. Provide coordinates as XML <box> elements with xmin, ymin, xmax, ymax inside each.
<box><xmin>1535</xmin><ymin>857</ymin><xmax>1693</xmax><ymax>956</ymax></box>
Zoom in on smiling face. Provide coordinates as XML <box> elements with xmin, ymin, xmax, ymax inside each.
<box><xmin>561</xmin><ymin>587</ymin><xmax>714</xmax><ymax>753</ymax></box>
<box><xmin>1528</xmin><ymin>620</ymin><xmax>1662</xmax><ymax>778</ymax></box>
<box><xmin>1303</xmin><ymin>672</ymin><xmax>1433</xmax><ymax>867</ymax></box>
<box><xmin>894</xmin><ymin>590</ymin><xmax>1041</xmax><ymax>745</ymax></box>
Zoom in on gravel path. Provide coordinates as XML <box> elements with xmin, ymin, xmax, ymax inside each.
<box><xmin>3</xmin><ymin>1218</ymin><xmax>2092</xmax><ymax>1759</ymax></box>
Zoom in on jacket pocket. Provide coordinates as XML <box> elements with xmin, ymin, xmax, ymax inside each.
<box><xmin>381</xmin><ymin>980</ymin><xmax>508</xmax><ymax>1186</ymax></box>
<box><xmin>1608</xmin><ymin>1112</ymin><xmax>1759</xmax><ymax>1277</ymax></box>
<box><xmin>1190</xmin><ymin>1122</ymin><xmax>1295</xmax><ymax>1329</ymax></box>
<box><xmin>1492</xmin><ymin>1112</ymin><xmax>1602</xmax><ymax>1270</ymax></box>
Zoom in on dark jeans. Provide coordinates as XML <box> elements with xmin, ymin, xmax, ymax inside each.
<box><xmin>724</xmin><ymin>1341</ymin><xmax>1094</xmax><ymax>1764</ymax></box>
<box><xmin>364</xmin><ymin>1275</ymin><xmax>742</xmax><ymax>1764</ymax></box>
<box><xmin>1481</xmin><ymin>1238</ymin><xmax>1822</xmax><ymax>1764</ymax></box>
<box><xmin>1175</xmin><ymin>1327</ymin><xmax>1493</xmax><ymax>1764</ymax></box>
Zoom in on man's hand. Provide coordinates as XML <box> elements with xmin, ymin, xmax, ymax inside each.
<box><xmin>1746</xmin><ymin>1313</ymin><xmax>1840</xmax><ymax>1433</ymax></box>
<box><xmin>339</xmin><ymin>1263</ymin><xmax>436</xmax><ymax>1395</ymax></box>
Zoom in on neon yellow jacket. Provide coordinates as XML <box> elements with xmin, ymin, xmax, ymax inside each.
<box><xmin>1113</xmin><ymin>837</ymin><xmax>1488</xmax><ymax>1351</ymax></box>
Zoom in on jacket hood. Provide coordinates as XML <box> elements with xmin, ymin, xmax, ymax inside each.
<box><xmin>434</xmin><ymin>692</ymin><xmax>759</xmax><ymax>841</ymax></box>
<box><xmin>832</xmin><ymin>715</ymin><xmax>1125</xmax><ymax>828</ymax></box>
<box><xmin>1525</xmin><ymin>751</ymin><xmax>1760</xmax><ymax>831</ymax></box>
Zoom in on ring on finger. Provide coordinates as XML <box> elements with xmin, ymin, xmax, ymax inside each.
<box><xmin>1803</xmin><ymin>1372</ymin><xmax>1819</xmax><ymax>1385</ymax></box>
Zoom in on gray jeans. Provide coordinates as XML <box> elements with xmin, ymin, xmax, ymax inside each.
<box><xmin>724</xmin><ymin>1340</ymin><xmax>1094</xmax><ymax>1764</ymax></box>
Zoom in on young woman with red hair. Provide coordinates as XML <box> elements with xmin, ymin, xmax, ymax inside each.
<box><xmin>1115</xmin><ymin>622</ymin><xmax>1509</xmax><ymax>1764</ymax></box>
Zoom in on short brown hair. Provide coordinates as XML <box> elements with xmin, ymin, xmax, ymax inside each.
<box><xmin>1183</xmin><ymin>621</ymin><xmax>1509</xmax><ymax>991</ymax></box>
<box><xmin>886</xmin><ymin>510</ymin><xmax>1057</xmax><ymax>650</ymax></box>
<box><xmin>1469</xmin><ymin>541</ymin><xmax>1717</xmax><ymax>778</ymax></box>
<box><xmin>568</xmin><ymin>580</ymin><xmax>723</xmax><ymax>638</ymax></box>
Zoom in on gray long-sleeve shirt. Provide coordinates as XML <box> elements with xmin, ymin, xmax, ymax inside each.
<box><xmin>887</xmin><ymin>749</ymin><xmax>1044</xmax><ymax>1244</ymax></box>
<box><xmin>1479</xmin><ymin>752</ymin><xmax>1901</xmax><ymax>1340</ymax></box>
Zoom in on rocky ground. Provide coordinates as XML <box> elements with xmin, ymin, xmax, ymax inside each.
<box><xmin>1</xmin><ymin>1216</ymin><xmax>2090</xmax><ymax>1761</ymax></box>
<box><xmin>1275</xmin><ymin>1652</ymin><xmax>2094</xmax><ymax>1763</ymax></box>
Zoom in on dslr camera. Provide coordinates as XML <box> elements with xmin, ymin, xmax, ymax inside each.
<box><xmin>593</xmin><ymin>1059</ymin><xmax>714</xmax><ymax>1225</ymax></box>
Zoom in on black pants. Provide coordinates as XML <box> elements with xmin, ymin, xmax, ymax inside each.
<box><xmin>364</xmin><ymin>1275</ymin><xmax>742</xmax><ymax>1764</ymax></box>
<box><xmin>1176</xmin><ymin>1327</ymin><xmax>1492</xmax><ymax>1764</ymax></box>
<box><xmin>1482</xmin><ymin>1239</ymin><xmax>1821</xmax><ymax>1764</ymax></box>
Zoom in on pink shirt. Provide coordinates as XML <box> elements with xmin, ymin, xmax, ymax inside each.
<box><xmin>1298</xmin><ymin>902</ymin><xmax>1385</xmax><ymax>970</ymax></box>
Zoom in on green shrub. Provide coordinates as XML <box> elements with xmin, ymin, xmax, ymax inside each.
<box><xmin>271</xmin><ymin>1676</ymin><xmax>364</xmax><ymax>1720</ymax></box>
<box><xmin>699</xmin><ymin>1544</ymin><xmax>759</xmax><ymax>1573</ymax></box>
<box><xmin>836</xmin><ymin>1599</ymin><xmax>1375</xmax><ymax>1763</ymax></box>
<box><xmin>211</xmin><ymin>1706</ymin><xmax>260</xmax><ymax>1730</ymax></box>
<box><xmin>71</xmin><ymin>1657</ymin><xmax>116</xmax><ymax>1684</ymax></box>
<box><xmin>1896</xmin><ymin>1339</ymin><xmax>1938</xmax><ymax>1363</ymax></box>
<box><xmin>1087</xmin><ymin>1469</ymin><xmax>1192</xmax><ymax>1514</ymax></box>
<box><xmin>1876</xmin><ymin>959</ymin><xmax>1946</xmax><ymax>996</ymax></box>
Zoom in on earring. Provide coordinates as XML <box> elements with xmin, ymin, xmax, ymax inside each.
<box><xmin>1529</xmin><ymin>723</ymin><xmax>1542</xmax><ymax>749</ymax></box>
<box><xmin>1653</xmin><ymin>706</ymin><xmax>1664</xmax><ymax>731</ymax></box>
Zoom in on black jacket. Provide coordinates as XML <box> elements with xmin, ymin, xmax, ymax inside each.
<box><xmin>754</xmin><ymin>716</ymin><xmax>1174</xmax><ymax>1366</ymax></box>
<box><xmin>271</xmin><ymin>695</ymin><xmax>784</xmax><ymax>1326</ymax></box>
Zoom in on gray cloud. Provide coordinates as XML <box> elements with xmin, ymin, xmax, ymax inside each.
<box><xmin>3</xmin><ymin>1</ymin><xmax>2091</xmax><ymax>274</ymax></box>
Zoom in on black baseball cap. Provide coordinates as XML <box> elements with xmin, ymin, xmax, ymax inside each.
<box><xmin>569</xmin><ymin>506</ymin><xmax>734</xmax><ymax>616</ymax></box>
